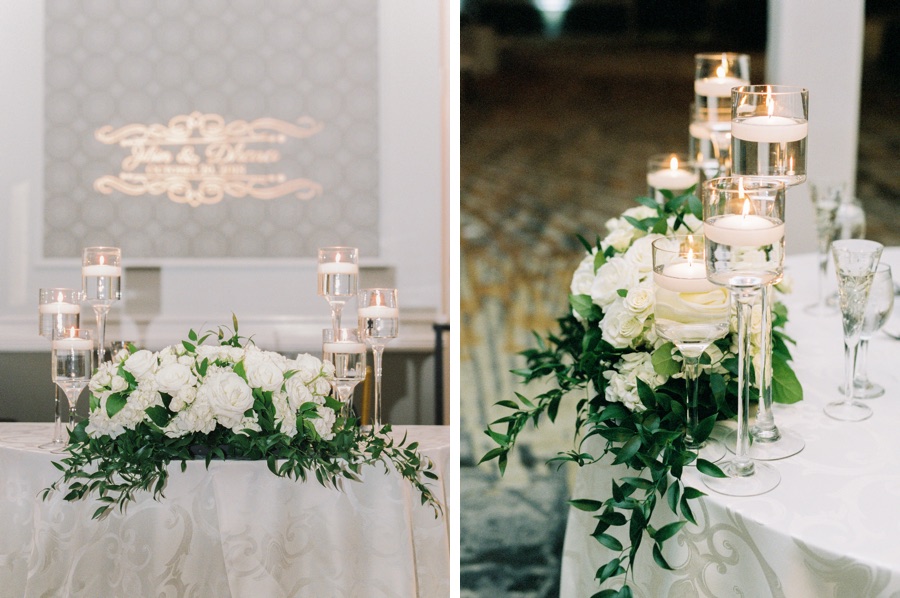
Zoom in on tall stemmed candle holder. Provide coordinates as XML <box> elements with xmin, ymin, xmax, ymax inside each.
<box><xmin>322</xmin><ymin>328</ymin><xmax>367</xmax><ymax>419</ymax></box>
<box><xmin>38</xmin><ymin>288</ymin><xmax>82</xmax><ymax>449</ymax></box>
<box><xmin>825</xmin><ymin>239</ymin><xmax>883</xmax><ymax>422</ymax></box>
<box><xmin>692</xmin><ymin>52</ymin><xmax>750</xmax><ymax>177</ymax></box>
<box><xmin>701</xmin><ymin>176</ymin><xmax>784</xmax><ymax>496</ymax></box>
<box><xmin>358</xmin><ymin>288</ymin><xmax>399</xmax><ymax>430</ymax></box>
<box><xmin>317</xmin><ymin>247</ymin><xmax>359</xmax><ymax>337</ymax></box>
<box><xmin>82</xmin><ymin>247</ymin><xmax>122</xmax><ymax>365</ymax></box>
<box><xmin>646</xmin><ymin>153</ymin><xmax>699</xmax><ymax>203</ymax></box>
<box><xmin>51</xmin><ymin>328</ymin><xmax>93</xmax><ymax>440</ymax></box>
<box><xmin>652</xmin><ymin>235</ymin><xmax>729</xmax><ymax>463</ymax></box>
<box><xmin>729</xmin><ymin>84</ymin><xmax>808</xmax><ymax>461</ymax></box>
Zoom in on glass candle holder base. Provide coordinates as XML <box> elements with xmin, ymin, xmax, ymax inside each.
<box><xmin>38</xmin><ymin>438</ymin><xmax>67</xmax><ymax>451</ymax></box>
<box><xmin>839</xmin><ymin>380</ymin><xmax>885</xmax><ymax>399</ymax></box>
<box><xmin>701</xmin><ymin>460</ymin><xmax>781</xmax><ymax>497</ymax></box>
<box><xmin>688</xmin><ymin>438</ymin><xmax>726</xmax><ymax>464</ymax></box>
<box><xmin>824</xmin><ymin>400</ymin><xmax>872</xmax><ymax>422</ymax></box>
<box><xmin>724</xmin><ymin>428</ymin><xmax>805</xmax><ymax>461</ymax></box>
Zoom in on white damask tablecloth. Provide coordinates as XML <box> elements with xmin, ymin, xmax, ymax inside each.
<box><xmin>0</xmin><ymin>423</ymin><xmax>449</xmax><ymax>598</ymax></box>
<box><xmin>561</xmin><ymin>248</ymin><xmax>900</xmax><ymax>597</ymax></box>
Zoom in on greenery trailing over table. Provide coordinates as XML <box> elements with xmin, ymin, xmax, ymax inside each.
<box><xmin>44</xmin><ymin>317</ymin><xmax>441</xmax><ymax>520</ymax></box>
<box><xmin>481</xmin><ymin>191</ymin><xmax>801</xmax><ymax>596</ymax></box>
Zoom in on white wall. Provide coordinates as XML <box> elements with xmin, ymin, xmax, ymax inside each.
<box><xmin>0</xmin><ymin>0</ymin><xmax>446</xmax><ymax>353</ymax></box>
<box><xmin>767</xmin><ymin>0</ymin><xmax>866</xmax><ymax>254</ymax></box>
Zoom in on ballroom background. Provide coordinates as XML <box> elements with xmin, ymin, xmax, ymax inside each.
<box><xmin>0</xmin><ymin>1</ymin><xmax>453</xmax><ymax>427</ymax></box>
<box><xmin>460</xmin><ymin>1</ymin><xmax>899</xmax><ymax>595</ymax></box>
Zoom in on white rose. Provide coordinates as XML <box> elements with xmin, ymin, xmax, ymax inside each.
<box><xmin>591</xmin><ymin>257</ymin><xmax>638</xmax><ymax>309</ymax></box>
<box><xmin>155</xmin><ymin>362</ymin><xmax>197</xmax><ymax>395</ymax></box>
<box><xmin>623</xmin><ymin>283</ymin><xmax>655</xmax><ymax>322</ymax></box>
<box><xmin>655</xmin><ymin>287</ymin><xmax>730</xmax><ymax>327</ymax></box>
<box><xmin>623</xmin><ymin>234</ymin><xmax>663</xmax><ymax>279</ymax></box>
<box><xmin>570</xmin><ymin>252</ymin><xmax>597</xmax><ymax>297</ymax></box>
<box><xmin>89</xmin><ymin>361</ymin><xmax>116</xmax><ymax>393</ymax></box>
<box><xmin>285</xmin><ymin>375</ymin><xmax>315</xmax><ymax>409</ymax></box>
<box><xmin>244</xmin><ymin>348</ymin><xmax>286</xmax><ymax>392</ymax></box>
<box><xmin>599</xmin><ymin>302</ymin><xmax>645</xmax><ymax>349</ymax></box>
<box><xmin>109</xmin><ymin>375</ymin><xmax>129</xmax><ymax>394</ymax></box>
<box><xmin>603</xmin><ymin>226</ymin><xmax>635</xmax><ymax>252</ymax></box>
<box><xmin>313</xmin><ymin>406</ymin><xmax>337</xmax><ymax>441</ymax></box>
<box><xmin>199</xmin><ymin>371</ymin><xmax>254</xmax><ymax>429</ymax></box>
<box><xmin>292</xmin><ymin>353</ymin><xmax>325</xmax><ymax>384</ymax></box>
<box><xmin>123</xmin><ymin>350</ymin><xmax>157</xmax><ymax>381</ymax></box>
<box><xmin>621</xmin><ymin>205</ymin><xmax>658</xmax><ymax>221</ymax></box>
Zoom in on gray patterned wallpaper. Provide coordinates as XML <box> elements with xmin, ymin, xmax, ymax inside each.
<box><xmin>44</xmin><ymin>0</ymin><xmax>379</xmax><ymax>259</ymax></box>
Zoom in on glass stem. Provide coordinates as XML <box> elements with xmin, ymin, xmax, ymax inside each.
<box><xmin>330</xmin><ymin>301</ymin><xmax>345</xmax><ymax>337</ymax></box>
<box><xmin>682</xmin><ymin>353</ymin><xmax>702</xmax><ymax>449</ymax></box>
<box><xmin>816</xmin><ymin>249</ymin><xmax>828</xmax><ymax>307</ymax></box>
<box><xmin>855</xmin><ymin>338</ymin><xmax>870</xmax><ymax>388</ymax></box>
<box><xmin>753</xmin><ymin>286</ymin><xmax>779</xmax><ymax>441</ymax></box>
<box><xmin>52</xmin><ymin>386</ymin><xmax>64</xmax><ymax>442</ymax></box>
<box><xmin>93</xmin><ymin>304</ymin><xmax>110</xmax><ymax>365</ymax></box>
<box><xmin>372</xmin><ymin>345</ymin><xmax>385</xmax><ymax>430</ymax></box>
<box><xmin>844</xmin><ymin>338</ymin><xmax>860</xmax><ymax>405</ymax></box>
<box><xmin>733</xmin><ymin>287</ymin><xmax>759</xmax><ymax>477</ymax></box>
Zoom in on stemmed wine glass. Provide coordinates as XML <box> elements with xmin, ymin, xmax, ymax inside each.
<box><xmin>358</xmin><ymin>288</ymin><xmax>399</xmax><ymax>430</ymax></box>
<box><xmin>82</xmin><ymin>246</ymin><xmax>122</xmax><ymax>364</ymax></box>
<box><xmin>825</xmin><ymin>242</ymin><xmax>885</xmax><ymax>421</ymax></box>
<box><xmin>652</xmin><ymin>235</ymin><xmax>729</xmax><ymax>463</ymax></box>
<box><xmin>701</xmin><ymin>176</ymin><xmax>785</xmax><ymax>496</ymax></box>
<box><xmin>38</xmin><ymin>288</ymin><xmax>82</xmax><ymax>449</ymax></box>
<box><xmin>804</xmin><ymin>183</ymin><xmax>841</xmax><ymax>316</ymax></box>
<box><xmin>729</xmin><ymin>85</ymin><xmax>808</xmax><ymax>461</ymax></box>
<box><xmin>317</xmin><ymin>247</ymin><xmax>359</xmax><ymax>337</ymax></box>
<box><xmin>51</xmin><ymin>328</ymin><xmax>93</xmax><ymax>443</ymax></box>
<box><xmin>322</xmin><ymin>328</ymin><xmax>367</xmax><ymax>419</ymax></box>
<box><xmin>846</xmin><ymin>264</ymin><xmax>894</xmax><ymax>398</ymax></box>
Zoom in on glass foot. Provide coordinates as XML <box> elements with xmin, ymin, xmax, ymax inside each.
<box><xmin>725</xmin><ymin>428</ymin><xmax>805</xmax><ymax>460</ymax></box>
<box><xmin>687</xmin><ymin>438</ymin><xmax>726</xmax><ymax>464</ymax></box>
<box><xmin>38</xmin><ymin>438</ymin><xmax>67</xmax><ymax>450</ymax></box>
<box><xmin>824</xmin><ymin>400</ymin><xmax>872</xmax><ymax>422</ymax></box>
<box><xmin>838</xmin><ymin>381</ymin><xmax>885</xmax><ymax>399</ymax></box>
<box><xmin>701</xmin><ymin>460</ymin><xmax>781</xmax><ymax>496</ymax></box>
<box><xmin>803</xmin><ymin>301</ymin><xmax>838</xmax><ymax>316</ymax></box>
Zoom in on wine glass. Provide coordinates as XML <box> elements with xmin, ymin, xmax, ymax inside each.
<box><xmin>38</xmin><ymin>288</ymin><xmax>82</xmax><ymax>449</ymax></box>
<box><xmin>322</xmin><ymin>328</ymin><xmax>367</xmax><ymax>419</ymax></box>
<box><xmin>841</xmin><ymin>263</ymin><xmax>893</xmax><ymax>399</ymax></box>
<box><xmin>358</xmin><ymin>288</ymin><xmax>399</xmax><ymax>430</ymax></box>
<box><xmin>804</xmin><ymin>183</ymin><xmax>841</xmax><ymax>316</ymax></box>
<box><xmin>824</xmin><ymin>239</ymin><xmax>883</xmax><ymax>421</ymax></box>
<box><xmin>82</xmin><ymin>246</ymin><xmax>122</xmax><ymax>365</ymax></box>
<box><xmin>651</xmin><ymin>235</ymin><xmax>729</xmax><ymax>463</ymax></box>
<box><xmin>317</xmin><ymin>247</ymin><xmax>359</xmax><ymax>337</ymax></box>
<box><xmin>51</xmin><ymin>329</ymin><xmax>93</xmax><ymax>442</ymax></box>
<box><xmin>701</xmin><ymin>176</ymin><xmax>785</xmax><ymax>496</ymax></box>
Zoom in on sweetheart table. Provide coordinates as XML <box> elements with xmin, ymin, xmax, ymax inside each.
<box><xmin>561</xmin><ymin>248</ymin><xmax>900</xmax><ymax>596</ymax></box>
<box><xmin>0</xmin><ymin>423</ymin><xmax>449</xmax><ymax>597</ymax></box>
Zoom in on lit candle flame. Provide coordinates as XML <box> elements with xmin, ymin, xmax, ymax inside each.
<box><xmin>766</xmin><ymin>85</ymin><xmax>774</xmax><ymax>118</ymax></box>
<box><xmin>716</xmin><ymin>55</ymin><xmax>727</xmax><ymax>78</ymax></box>
<box><xmin>56</xmin><ymin>291</ymin><xmax>64</xmax><ymax>303</ymax></box>
<box><xmin>669</xmin><ymin>156</ymin><xmax>679</xmax><ymax>171</ymax></box>
<box><xmin>68</xmin><ymin>326</ymin><xmax>76</xmax><ymax>338</ymax></box>
<box><xmin>742</xmin><ymin>198</ymin><xmax>751</xmax><ymax>218</ymax></box>
<box><xmin>99</xmin><ymin>255</ymin><xmax>105</xmax><ymax>266</ymax></box>
<box><xmin>686</xmin><ymin>235</ymin><xmax>695</xmax><ymax>266</ymax></box>
<box><xmin>335</xmin><ymin>252</ymin><xmax>342</xmax><ymax>263</ymax></box>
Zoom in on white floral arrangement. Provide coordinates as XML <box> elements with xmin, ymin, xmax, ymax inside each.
<box><xmin>483</xmin><ymin>195</ymin><xmax>801</xmax><ymax>594</ymax></box>
<box><xmin>47</xmin><ymin>318</ymin><xmax>440</xmax><ymax>519</ymax></box>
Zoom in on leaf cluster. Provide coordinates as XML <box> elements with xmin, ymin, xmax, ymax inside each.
<box><xmin>480</xmin><ymin>193</ymin><xmax>801</xmax><ymax>594</ymax></box>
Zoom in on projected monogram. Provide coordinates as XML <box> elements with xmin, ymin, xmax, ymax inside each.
<box><xmin>94</xmin><ymin>112</ymin><xmax>324</xmax><ymax>207</ymax></box>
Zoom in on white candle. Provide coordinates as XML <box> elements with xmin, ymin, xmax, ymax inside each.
<box><xmin>358</xmin><ymin>305</ymin><xmax>399</xmax><ymax>319</ymax></box>
<box><xmin>83</xmin><ymin>264</ymin><xmax>122</xmax><ymax>277</ymax></box>
<box><xmin>647</xmin><ymin>168</ymin><xmax>699</xmax><ymax>192</ymax></box>
<box><xmin>654</xmin><ymin>262</ymin><xmax>717</xmax><ymax>293</ymax></box>
<box><xmin>318</xmin><ymin>261</ymin><xmax>359</xmax><ymax>275</ymax></box>
<box><xmin>704</xmin><ymin>214</ymin><xmax>785</xmax><ymax>246</ymax></box>
<box><xmin>731</xmin><ymin>116</ymin><xmax>808</xmax><ymax>143</ymax></box>
<box><xmin>323</xmin><ymin>341</ymin><xmax>366</xmax><ymax>354</ymax></box>
<box><xmin>39</xmin><ymin>302</ymin><xmax>80</xmax><ymax>314</ymax></box>
<box><xmin>694</xmin><ymin>76</ymin><xmax>747</xmax><ymax>98</ymax></box>
<box><xmin>52</xmin><ymin>336</ymin><xmax>93</xmax><ymax>350</ymax></box>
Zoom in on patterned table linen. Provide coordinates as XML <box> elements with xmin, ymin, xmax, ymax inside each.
<box><xmin>0</xmin><ymin>424</ymin><xmax>449</xmax><ymax>598</ymax></box>
<box><xmin>561</xmin><ymin>248</ymin><xmax>900</xmax><ymax>597</ymax></box>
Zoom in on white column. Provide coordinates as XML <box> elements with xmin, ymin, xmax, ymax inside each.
<box><xmin>766</xmin><ymin>0</ymin><xmax>866</xmax><ymax>253</ymax></box>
